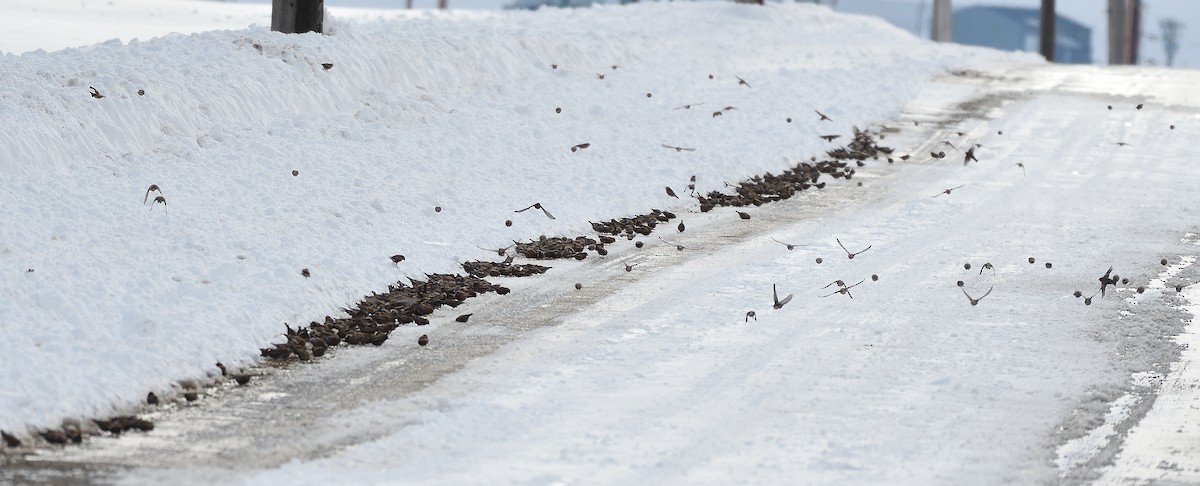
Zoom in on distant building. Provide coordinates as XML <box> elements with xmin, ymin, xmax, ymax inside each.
<box><xmin>953</xmin><ymin>6</ymin><xmax>1092</xmax><ymax>64</ymax></box>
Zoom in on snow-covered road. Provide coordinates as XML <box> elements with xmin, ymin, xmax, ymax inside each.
<box><xmin>6</xmin><ymin>63</ymin><xmax>1198</xmax><ymax>485</ymax></box>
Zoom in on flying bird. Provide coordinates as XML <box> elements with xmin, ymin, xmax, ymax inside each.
<box><xmin>89</xmin><ymin>86</ymin><xmax>104</xmax><ymax>99</ymax></box>
<box><xmin>961</xmin><ymin>286</ymin><xmax>993</xmax><ymax>306</ymax></box>
<box><xmin>931</xmin><ymin>151</ymin><xmax>946</xmax><ymax>159</ymax></box>
<box><xmin>1098</xmin><ymin>266</ymin><xmax>1117</xmax><ymax>297</ymax></box>
<box><xmin>515</xmin><ymin>202</ymin><xmax>555</xmax><ymax>219</ymax></box>
<box><xmin>836</xmin><ymin>238</ymin><xmax>872</xmax><ymax>259</ymax></box>
<box><xmin>771</xmin><ymin>237</ymin><xmax>807</xmax><ymax>250</ymax></box>
<box><xmin>736</xmin><ymin>76</ymin><xmax>751</xmax><ymax>87</ymax></box>
<box><xmin>570</xmin><ymin>143</ymin><xmax>591</xmax><ymax>152</ymax></box>
<box><xmin>1013</xmin><ymin>162</ymin><xmax>1025</xmax><ymax>176</ymax></box>
<box><xmin>143</xmin><ymin>184</ymin><xmax>163</xmax><ymax>204</ymax></box>
<box><xmin>820</xmin><ymin>279</ymin><xmax>865</xmax><ymax>298</ymax></box>
<box><xmin>820</xmin><ymin>135</ymin><xmax>841</xmax><ymax>142</ymax></box>
<box><xmin>661</xmin><ymin>144</ymin><xmax>696</xmax><ymax>152</ymax></box>
<box><xmin>745</xmin><ymin>311</ymin><xmax>757</xmax><ymax>322</ymax></box>
<box><xmin>963</xmin><ymin>146</ymin><xmax>978</xmax><ymax>165</ymax></box>
<box><xmin>1114</xmin><ymin>142</ymin><xmax>1132</xmax><ymax>147</ymax></box>
<box><xmin>665</xmin><ymin>186</ymin><xmax>679</xmax><ymax>198</ymax></box>
<box><xmin>674</xmin><ymin>103</ymin><xmax>704</xmax><ymax>110</ymax></box>
<box><xmin>815</xmin><ymin>110</ymin><xmax>832</xmax><ymax>122</ymax></box>
<box><xmin>773</xmin><ymin>284</ymin><xmax>794</xmax><ymax>309</ymax></box>
<box><xmin>932</xmin><ymin>184</ymin><xmax>966</xmax><ymax>197</ymax></box>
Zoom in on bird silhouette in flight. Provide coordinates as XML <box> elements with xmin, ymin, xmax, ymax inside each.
<box><xmin>661</xmin><ymin>144</ymin><xmax>696</xmax><ymax>152</ymax></box>
<box><xmin>515</xmin><ymin>203</ymin><xmax>555</xmax><ymax>219</ymax></box>
<box><xmin>836</xmin><ymin>238</ymin><xmax>871</xmax><ymax>259</ymax></box>
<box><xmin>773</xmin><ymin>284</ymin><xmax>794</xmax><ymax>309</ymax></box>
<box><xmin>932</xmin><ymin>184</ymin><xmax>965</xmax><ymax>198</ymax></box>
<box><xmin>961</xmin><ymin>286</ymin><xmax>993</xmax><ymax>306</ymax></box>
<box><xmin>815</xmin><ymin>110</ymin><xmax>832</xmax><ymax>122</ymax></box>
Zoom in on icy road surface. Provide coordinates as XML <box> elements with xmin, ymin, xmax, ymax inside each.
<box><xmin>6</xmin><ymin>64</ymin><xmax>1200</xmax><ymax>485</ymax></box>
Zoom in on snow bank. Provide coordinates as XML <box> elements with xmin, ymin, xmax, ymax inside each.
<box><xmin>0</xmin><ymin>2</ymin><xmax>1027</xmax><ymax>432</ymax></box>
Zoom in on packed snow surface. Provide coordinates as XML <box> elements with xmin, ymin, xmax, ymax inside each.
<box><xmin>10</xmin><ymin>1</ymin><xmax>1200</xmax><ymax>484</ymax></box>
<box><xmin>0</xmin><ymin>1</ymin><xmax>1028</xmax><ymax>435</ymax></box>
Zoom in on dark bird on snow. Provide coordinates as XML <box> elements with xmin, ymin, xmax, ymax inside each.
<box><xmin>822</xmin><ymin>279</ymin><xmax>847</xmax><ymax>289</ymax></box>
<box><xmin>932</xmin><ymin>184</ymin><xmax>965</xmax><ymax>198</ymax></box>
<box><xmin>979</xmin><ymin>262</ymin><xmax>994</xmax><ymax>275</ymax></box>
<box><xmin>1114</xmin><ymin>142</ymin><xmax>1132</xmax><ymax>147</ymax></box>
<box><xmin>596</xmin><ymin>73</ymin><xmax>605</xmax><ymax>80</ymax></box>
<box><xmin>456</xmin><ymin>314</ymin><xmax>472</xmax><ymax>322</ymax></box>
<box><xmin>515</xmin><ymin>202</ymin><xmax>555</xmax><ymax>219</ymax></box>
<box><xmin>1136</xmin><ymin>103</ymin><xmax>1144</xmax><ymax>110</ymax></box>
<box><xmin>815</xmin><ymin>110</ymin><xmax>832</xmax><ymax>122</ymax></box>
<box><xmin>674</xmin><ymin>103</ymin><xmax>704</xmax><ymax>110</ymax></box>
<box><xmin>771</xmin><ymin>237</ymin><xmax>806</xmax><ymax>250</ymax></box>
<box><xmin>820</xmin><ymin>135</ymin><xmax>841</xmax><ymax>142</ymax></box>
<box><xmin>745</xmin><ymin>311</ymin><xmax>756</xmax><ymax>322</ymax></box>
<box><xmin>1013</xmin><ymin>162</ymin><xmax>1025</xmax><ymax>176</ymax></box>
<box><xmin>963</xmin><ymin>146</ymin><xmax>978</xmax><ymax>165</ymax></box>
<box><xmin>661</xmin><ymin>144</ymin><xmax>696</xmax><ymax>152</ymax></box>
<box><xmin>773</xmin><ymin>284</ymin><xmax>794</xmax><ymax>309</ymax></box>
<box><xmin>737</xmin><ymin>211</ymin><xmax>750</xmax><ymax>220</ymax></box>
<box><xmin>321</xmin><ymin>63</ymin><xmax>333</xmax><ymax>70</ymax></box>
<box><xmin>677</xmin><ymin>221</ymin><xmax>685</xmax><ymax>232</ymax></box>
<box><xmin>961</xmin><ymin>286</ymin><xmax>993</xmax><ymax>306</ymax></box>
<box><xmin>836</xmin><ymin>238</ymin><xmax>871</xmax><ymax>259</ymax></box>
<box><xmin>900</xmin><ymin>155</ymin><xmax>911</xmax><ymax>161</ymax></box>
<box><xmin>666</xmin><ymin>187</ymin><xmax>679</xmax><ymax>198</ymax></box>
<box><xmin>301</xmin><ymin>268</ymin><xmax>311</xmax><ymax>278</ymax></box>
<box><xmin>89</xmin><ymin>86</ymin><xmax>104</xmax><ymax>99</ymax></box>
<box><xmin>147</xmin><ymin>393</ymin><xmax>159</xmax><ymax>405</ymax></box>
<box><xmin>570</xmin><ymin>143</ymin><xmax>591</xmax><ymax>152</ymax></box>
<box><xmin>2</xmin><ymin>431</ymin><xmax>20</xmax><ymax>448</ymax></box>
<box><xmin>418</xmin><ymin>334</ymin><xmax>429</xmax><ymax>346</ymax></box>
<box><xmin>143</xmin><ymin>184</ymin><xmax>163</xmax><ymax>204</ymax></box>
<box><xmin>931</xmin><ymin>151</ymin><xmax>946</xmax><ymax>159</ymax></box>
<box><xmin>1098</xmin><ymin>266</ymin><xmax>1117</xmax><ymax>297</ymax></box>
<box><xmin>820</xmin><ymin>279</ymin><xmax>865</xmax><ymax>298</ymax></box>
<box><xmin>390</xmin><ymin>254</ymin><xmax>406</xmax><ymax>263</ymax></box>
<box><xmin>234</xmin><ymin>374</ymin><xmax>251</xmax><ymax>385</ymax></box>
<box><xmin>736</xmin><ymin>76</ymin><xmax>751</xmax><ymax>87</ymax></box>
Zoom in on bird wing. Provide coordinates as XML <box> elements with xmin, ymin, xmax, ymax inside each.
<box><xmin>777</xmin><ymin>293</ymin><xmax>793</xmax><ymax>307</ymax></box>
<box><xmin>960</xmin><ymin>287</ymin><xmax>974</xmax><ymax>300</ymax></box>
<box><xmin>773</xmin><ymin>284</ymin><xmax>780</xmax><ymax>305</ymax></box>
<box><xmin>836</xmin><ymin>238</ymin><xmax>849</xmax><ymax>253</ymax></box>
<box><xmin>541</xmin><ymin>208</ymin><xmax>556</xmax><ymax>219</ymax></box>
<box><xmin>979</xmin><ymin>286</ymin><xmax>994</xmax><ymax>300</ymax></box>
<box><xmin>515</xmin><ymin>204</ymin><xmax>536</xmax><ymax>213</ymax></box>
<box><xmin>1102</xmin><ymin>266</ymin><xmax>1113</xmax><ymax>279</ymax></box>
<box><xmin>854</xmin><ymin>245</ymin><xmax>872</xmax><ymax>255</ymax></box>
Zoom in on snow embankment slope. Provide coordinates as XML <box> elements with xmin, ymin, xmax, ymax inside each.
<box><xmin>0</xmin><ymin>3</ymin><xmax>1026</xmax><ymax>433</ymax></box>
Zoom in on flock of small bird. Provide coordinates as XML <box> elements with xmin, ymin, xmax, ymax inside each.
<box><xmin>14</xmin><ymin>61</ymin><xmax>1188</xmax><ymax>451</ymax></box>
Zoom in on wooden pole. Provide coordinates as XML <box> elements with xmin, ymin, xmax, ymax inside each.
<box><xmin>1108</xmin><ymin>0</ymin><xmax>1126</xmax><ymax>64</ymax></box>
<box><xmin>272</xmin><ymin>0</ymin><xmax>324</xmax><ymax>34</ymax></box>
<box><xmin>931</xmin><ymin>0</ymin><xmax>951</xmax><ymax>42</ymax></box>
<box><xmin>1039</xmin><ymin>0</ymin><xmax>1055</xmax><ymax>61</ymax></box>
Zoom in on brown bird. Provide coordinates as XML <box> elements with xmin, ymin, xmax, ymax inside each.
<box><xmin>570</xmin><ymin>143</ymin><xmax>591</xmax><ymax>152</ymax></box>
<box><xmin>321</xmin><ymin>63</ymin><xmax>333</xmax><ymax>70</ymax></box>
<box><xmin>815</xmin><ymin>110</ymin><xmax>832</xmax><ymax>122</ymax></box>
<box><xmin>184</xmin><ymin>392</ymin><xmax>199</xmax><ymax>402</ymax></box>
<box><xmin>147</xmin><ymin>393</ymin><xmax>159</xmax><ymax>405</ymax></box>
<box><xmin>931</xmin><ymin>151</ymin><xmax>946</xmax><ymax>159</ymax></box>
<box><xmin>143</xmin><ymin>184</ymin><xmax>163</xmax><ymax>204</ymax></box>
<box><xmin>390</xmin><ymin>254</ymin><xmax>406</xmax><ymax>264</ymax></box>
<box><xmin>665</xmin><ymin>187</ymin><xmax>678</xmax><ymax>198</ymax></box>
<box><xmin>515</xmin><ymin>202</ymin><xmax>555</xmax><ymax>219</ymax></box>
<box><xmin>149</xmin><ymin>195</ymin><xmax>167</xmax><ymax>213</ymax></box>
<box><xmin>773</xmin><ymin>284</ymin><xmax>794</xmax><ymax>309</ymax></box>
<box><xmin>900</xmin><ymin>154</ymin><xmax>911</xmax><ymax>161</ymax></box>
<box><xmin>770</xmin><ymin>237</ymin><xmax>807</xmax><ymax>250</ymax></box>
<box><xmin>961</xmin><ymin>286</ymin><xmax>993</xmax><ymax>306</ymax></box>
<box><xmin>963</xmin><ymin>146</ymin><xmax>978</xmax><ymax>165</ymax></box>
<box><xmin>418</xmin><ymin>334</ymin><xmax>429</xmax><ymax>346</ymax></box>
<box><xmin>737</xmin><ymin>211</ymin><xmax>751</xmax><ymax>220</ymax></box>
<box><xmin>745</xmin><ymin>311</ymin><xmax>756</xmax><ymax>322</ymax></box>
<box><xmin>456</xmin><ymin>314</ymin><xmax>472</xmax><ymax>322</ymax></box>
<box><xmin>89</xmin><ymin>86</ymin><xmax>104</xmax><ymax>99</ymax></box>
<box><xmin>820</xmin><ymin>279</ymin><xmax>865</xmax><ymax>298</ymax></box>
<box><xmin>661</xmin><ymin>144</ymin><xmax>696</xmax><ymax>152</ymax></box>
<box><xmin>736</xmin><ymin>76</ymin><xmax>751</xmax><ymax>87</ymax></box>
<box><xmin>674</xmin><ymin>102</ymin><xmax>704</xmax><ymax>110</ymax></box>
<box><xmin>836</xmin><ymin>238</ymin><xmax>871</xmax><ymax>259</ymax></box>
<box><xmin>820</xmin><ymin>135</ymin><xmax>841</xmax><ymax>142</ymax></box>
<box><xmin>712</xmin><ymin>111</ymin><xmax>723</xmax><ymax>118</ymax></box>
<box><xmin>2</xmin><ymin>431</ymin><xmax>20</xmax><ymax>448</ymax></box>
<box><xmin>932</xmin><ymin>184</ymin><xmax>965</xmax><ymax>197</ymax></box>
<box><xmin>1013</xmin><ymin>162</ymin><xmax>1025</xmax><ymax>176</ymax></box>
<box><xmin>234</xmin><ymin>374</ymin><xmax>251</xmax><ymax>386</ymax></box>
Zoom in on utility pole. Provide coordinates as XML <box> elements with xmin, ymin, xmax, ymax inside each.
<box><xmin>931</xmin><ymin>0</ymin><xmax>951</xmax><ymax>42</ymax></box>
<box><xmin>1039</xmin><ymin>0</ymin><xmax>1055</xmax><ymax>61</ymax></box>
<box><xmin>1160</xmin><ymin>18</ymin><xmax>1184</xmax><ymax>67</ymax></box>
<box><xmin>272</xmin><ymin>0</ymin><xmax>324</xmax><ymax>34</ymax></box>
<box><xmin>1108</xmin><ymin>0</ymin><xmax>1142</xmax><ymax>64</ymax></box>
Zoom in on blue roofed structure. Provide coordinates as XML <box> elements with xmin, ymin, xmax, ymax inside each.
<box><xmin>953</xmin><ymin>6</ymin><xmax>1092</xmax><ymax>64</ymax></box>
